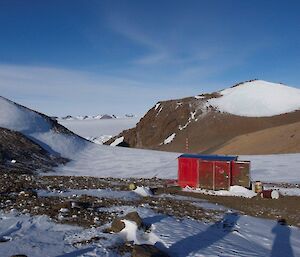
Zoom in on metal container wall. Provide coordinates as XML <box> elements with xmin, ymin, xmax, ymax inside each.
<box><xmin>178</xmin><ymin>156</ymin><xmax>250</xmax><ymax>190</ymax></box>
<box><xmin>198</xmin><ymin>161</ymin><xmax>214</xmax><ymax>189</ymax></box>
<box><xmin>231</xmin><ymin>161</ymin><xmax>250</xmax><ymax>188</ymax></box>
<box><xmin>178</xmin><ymin>157</ymin><xmax>199</xmax><ymax>188</ymax></box>
<box><xmin>214</xmin><ymin>161</ymin><xmax>231</xmax><ymax>190</ymax></box>
<box><xmin>198</xmin><ymin>161</ymin><xmax>231</xmax><ymax>190</ymax></box>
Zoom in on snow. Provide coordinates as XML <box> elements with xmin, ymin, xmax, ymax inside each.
<box><xmin>163</xmin><ymin>133</ymin><xmax>176</xmax><ymax>144</ymax></box>
<box><xmin>184</xmin><ymin>186</ymin><xmax>257</xmax><ymax>198</ymax></box>
<box><xmin>154</xmin><ymin>103</ymin><xmax>161</xmax><ymax>110</ymax></box>
<box><xmin>1</xmin><ymin>204</ymin><xmax>300</xmax><ymax>257</ymax></box>
<box><xmin>264</xmin><ymin>186</ymin><xmax>300</xmax><ymax>196</ymax></box>
<box><xmin>86</xmin><ymin>135</ymin><xmax>113</xmax><ymax>145</ymax></box>
<box><xmin>58</xmin><ymin>117</ymin><xmax>139</xmax><ymax>143</ymax></box>
<box><xmin>0</xmin><ymin>206</ymin><xmax>300</xmax><ymax>257</ymax></box>
<box><xmin>245</xmin><ymin>153</ymin><xmax>300</xmax><ymax>183</ymax></box>
<box><xmin>37</xmin><ymin>188</ymin><xmax>140</xmax><ymax>200</ymax></box>
<box><xmin>156</xmin><ymin>106</ymin><xmax>163</xmax><ymax>116</ymax></box>
<box><xmin>51</xmin><ymin>144</ymin><xmax>178</xmax><ymax>178</ymax></box>
<box><xmin>0</xmin><ymin>96</ymin><xmax>88</xmax><ymax>158</ymax></box>
<box><xmin>0</xmin><ymin>212</ymin><xmax>81</xmax><ymax>257</ymax></box>
<box><xmin>208</xmin><ymin>80</ymin><xmax>300</xmax><ymax>117</ymax></box>
<box><xmin>133</xmin><ymin>186</ymin><xmax>153</xmax><ymax>197</ymax></box>
<box><xmin>48</xmin><ymin>143</ymin><xmax>300</xmax><ymax>184</ymax></box>
<box><xmin>110</xmin><ymin>136</ymin><xmax>124</xmax><ymax>146</ymax></box>
<box><xmin>119</xmin><ymin>219</ymin><xmax>160</xmax><ymax>245</ymax></box>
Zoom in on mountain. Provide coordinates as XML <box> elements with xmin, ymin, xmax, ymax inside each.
<box><xmin>105</xmin><ymin>80</ymin><xmax>300</xmax><ymax>154</ymax></box>
<box><xmin>0</xmin><ymin>127</ymin><xmax>67</xmax><ymax>173</ymax></box>
<box><xmin>0</xmin><ymin>96</ymin><xmax>88</xmax><ymax>159</ymax></box>
<box><xmin>59</xmin><ymin>114</ymin><xmax>115</xmax><ymax>120</ymax></box>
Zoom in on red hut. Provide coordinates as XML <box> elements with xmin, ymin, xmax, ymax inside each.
<box><xmin>178</xmin><ymin>154</ymin><xmax>250</xmax><ymax>190</ymax></box>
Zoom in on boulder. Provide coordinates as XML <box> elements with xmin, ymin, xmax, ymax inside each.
<box><xmin>110</xmin><ymin>211</ymin><xmax>143</xmax><ymax>233</ymax></box>
<box><xmin>132</xmin><ymin>244</ymin><xmax>169</xmax><ymax>257</ymax></box>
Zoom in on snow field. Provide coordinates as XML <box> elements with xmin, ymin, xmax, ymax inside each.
<box><xmin>1</xmin><ymin>205</ymin><xmax>300</xmax><ymax>257</ymax></box>
<box><xmin>208</xmin><ymin>80</ymin><xmax>300</xmax><ymax>117</ymax></box>
<box><xmin>59</xmin><ymin>117</ymin><xmax>139</xmax><ymax>144</ymax></box>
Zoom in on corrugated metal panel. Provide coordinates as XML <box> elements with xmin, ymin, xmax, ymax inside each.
<box><xmin>178</xmin><ymin>155</ymin><xmax>250</xmax><ymax>190</ymax></box>
<box><xmin>231</xmin><ymin>161</ymin><xmax>250</xmax><ymax>188</ymax></box>
<box><xmin>179</xmin><ymin>154</ymin><xmax>238</xmax><ymax>162</ymax></box>
<box><xmin>214</xmin><ymin>161</ymin><xmax>231</xmax><ymax>190</ymax></box>
<box><xmin>198</xmin><ymin>161</ymin><xmax>231</xmax><ymax>190</ymax></box>
<box><xmin>198</xmin><ymin>161</ymin><xmax>214</xmax><ymax>189</ymax></box>
<box><xmin>178</xmin><ymin>157</ymin><xmax>199</xmax><ymax>188</ymax></box>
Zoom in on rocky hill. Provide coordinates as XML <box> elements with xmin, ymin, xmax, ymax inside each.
<box><xmin>0</xmin><ymin>127</ymin><xmax>67</xmax><ymax>173</ymax></box>
<box><xmin>106</xmin><ymin>80</ymin><xmax>300</xmax><ymax>154</ymax></box>
<box><xmin>0</xmin><ymin>96</ymin><xmax>89</xmax><ymax>159</ymax></box>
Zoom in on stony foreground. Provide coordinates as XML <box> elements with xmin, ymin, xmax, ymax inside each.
<box><xmin>1</xmin><ymin>172</ymin><xmax>300</xmax><ymax>256</ymax></box>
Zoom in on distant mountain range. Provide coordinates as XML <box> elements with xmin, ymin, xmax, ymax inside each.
<box><xmin>55</xmin><ymin>114</ymin><xmax>136</xmax><ymax>121</ymax></box>
<box><xmin>106</xmin><ymin>80</ymin><xmax>300</xmax><ymax>155</ymax></box>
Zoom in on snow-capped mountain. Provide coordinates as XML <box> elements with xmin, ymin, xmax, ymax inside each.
<box><xmin>0</xmin><ymin>96</ymin><xmax>88</xmax><ymax>158</ymax></box>
<box><xmin>208</xmin><ymin>80</ymin><xmax>300</xmax><ymax>117</ymax></box>
<box><xmin>59</xmin><ymin>114</ymin><xmax>116</xmax><ymax>121</ymax></box>
<box><xmin>58</xmin><ymin>114</ymin><xmax>137</xmax><ymax>121</ymax></box>
<box><xmin>106</xmin><ymin>80</ymin><xmax>300</xmax><ymax>154</ymax></box>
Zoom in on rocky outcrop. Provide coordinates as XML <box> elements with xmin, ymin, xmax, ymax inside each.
<box><xmin>0</xmin><ymin>127</ymin><xmax>67</xmax><ymax>174</ymax></box>
<box><xmin>106</xmin><ymin>81</ymin><xmax>300</xmax><ymax>154</ymax></box>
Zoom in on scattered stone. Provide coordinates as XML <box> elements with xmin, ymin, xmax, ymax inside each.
<box><xmin>132</xmin><ymin>244</ymin><xmax>170</xmax><ymax>257</ymax></box>
<box><xmin>72</xmin><ymin>236</ymin><xmax>107</xmax><ymax>246</ymax></box>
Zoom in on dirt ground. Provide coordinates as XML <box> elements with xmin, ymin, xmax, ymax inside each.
<box><xmin>1</xmin><ymin>172</ymin><xmax>300</xmax><ymax>229</ymax></box>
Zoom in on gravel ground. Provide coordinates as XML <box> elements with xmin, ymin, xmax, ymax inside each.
<box><xmin>1</xmin><ymin>172</ymin><xmax>300</xmax><ymax>229</ymax></box>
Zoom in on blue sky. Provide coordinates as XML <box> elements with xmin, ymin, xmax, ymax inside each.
<box><xmin>1</xmin><ymin>0</ymin><xmax>300</xmax><ymax>116</ymax></box>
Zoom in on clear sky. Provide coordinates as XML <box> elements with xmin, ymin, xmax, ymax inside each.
<box><xmin>1</xmin><ymin>0</ymin><xmax>300</xmax><ymax>116</ymax></box>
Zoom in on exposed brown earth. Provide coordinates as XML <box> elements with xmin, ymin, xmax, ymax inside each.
<box><xmin>212</xmin><ymin>121</ymin><xmax>300</xmax><ymax>155</ymax></box>
<box><xmin>106</xmin><ymin>92</ymin><xmax>300</xmax><ymax>154</ymax></box>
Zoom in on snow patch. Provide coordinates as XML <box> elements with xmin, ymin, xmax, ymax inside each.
<box><xmin>37</xmin><ymin>188</ymin><xmax>140</xmax><ymax>200</ymax></box>
<box><xmin>156</xmin><ymin>106</ymin><xmax>163</xmax><ymax>116</ymax></box>
<box><xmin>110</xmin><ymin>136</ymin><xmax>124</xmax><ymax>146</ymax></box>
<box><xmin>133</xmin><ymin>186</ymin><xmax>153</xmax><ymax>197</ymax></box>
<box><xmin>195</xmin><ymin>95</ymin><xmax>205</xmax><ymax>99</ymax></box>
<box><xmin>86</xmin><ymin>135</ymin><xmax>112</xmax><ymax>145</ymax></box>
<box><xmin>184</xmin><ymin>185</ymin><xmax>257</xmax><ymax>198</ymax></box>
<box><xmin>119</xmin><ymin>219</ymin><xmax>160</xmax><ymax>245</ymax></box>
<box><xmin>163</xmin><ymin>133</ymin><xmax>176</xmax><ymax>144</ymax></box>
<box><xmin>154</xmin><ymin>103</ymin><xmax>161</xmax><ymax>110</ymax></box>
<box><xmin>208</xmin><ymin>80</ymin><xmax>300</xmax><ymax>117</ymax></box>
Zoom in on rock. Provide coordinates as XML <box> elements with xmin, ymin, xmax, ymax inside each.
<box><xmin>110</xmin><ymin>218</ymin><xmax>126</xmax><ymax>233</ymax></box>
<box><xmin>18</xmin><ymin>190</ymin><xmax>37</xmax><ymax>198</ymax></box>
<box><xmin>124</xmin><ymin>211</ymin><xmax>143</xmax><ymax>228</ymax></box>
<box><xmin>110</xmin><ymin>211</ymin><xmax>143</xmax><ymax>233</ymax></box>
<box><xmin>10</xmin><ymin>255</ymin><xmax>28</xmax><ymax>257</ymax></box>
<box><xmin>132</xmin><ymin>244</ymin><xmax>169</xmax><ymax>257</ymax></box>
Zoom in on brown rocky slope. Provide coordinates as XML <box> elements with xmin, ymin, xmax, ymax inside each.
<box><xmin>0</xmin><ymin>127</ymin><xmax>67</xmax><ymax>173</ymax></box>
<box><xmin>106</xmin><ymin>80</ymin><xmax>300</xmax><ymax>154</ymax></box>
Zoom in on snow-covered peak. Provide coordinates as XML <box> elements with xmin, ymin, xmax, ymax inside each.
<box><xmin>0</xmin><ymin>96</ymin><xmax>88</xmax><ymax>158</ymax></box>
<box><xmin>208</xmin><ymin>80</ymin><xmax>300</xmax><ymax>117</ymax></box>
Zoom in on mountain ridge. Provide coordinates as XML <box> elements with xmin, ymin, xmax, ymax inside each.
<box><xmin>105</xmin><ymin>80</ymin><xmax>300</xmax><ymax>154</ymax></box>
